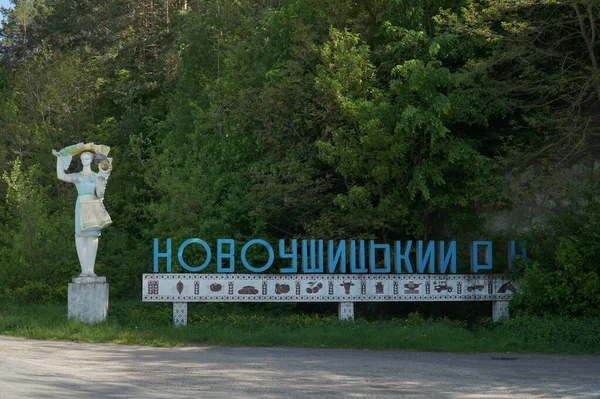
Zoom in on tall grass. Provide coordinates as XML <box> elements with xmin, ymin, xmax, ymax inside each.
<box><xmin>0</xmin><ymin>301</ymin><xmax>598</xmax><ymax>354</ymax></box>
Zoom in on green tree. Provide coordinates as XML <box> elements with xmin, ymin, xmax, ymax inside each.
<box><xmin>0</xmin><ymin>157</ymin><xmax>76</xmax><ymax>302</ymax></box>
<box><xmin>315</xmin><ymin>24</ymin><xmax>507</xmax><ymax>240</ymax></box>
<box><xmin>436</xmin><ymin>0</ymin><xmax>600</xmax><ymax>165</ymax></box>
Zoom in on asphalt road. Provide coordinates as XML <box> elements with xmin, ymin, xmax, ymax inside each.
<box><xmin>0</xmin><ymin>336</ymin><xmax>598</xmax><ymax>398</ymax></box>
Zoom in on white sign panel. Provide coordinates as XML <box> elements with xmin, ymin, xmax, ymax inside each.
<box><xmin>142</xmin><ymin>274</ymin><xmax>515</xmax><ymax>302</ymax></box>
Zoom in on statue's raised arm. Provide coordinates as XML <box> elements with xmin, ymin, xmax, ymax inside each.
<box><xmin>52</xmin><ymin>149</ymin><xmax>77</xmax><ymax>183</ymax></box>
<box><xmin>54</xmin><ymin>143</ymin><xmax>113</xmax><ymax>277</ymax></box>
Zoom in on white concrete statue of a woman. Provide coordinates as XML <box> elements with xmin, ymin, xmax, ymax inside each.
<box><xmin>52</xmin><ymin>143</ymin><xmax>113</xmax><ymax>277</ymax></box>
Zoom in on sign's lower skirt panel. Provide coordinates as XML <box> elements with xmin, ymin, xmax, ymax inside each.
<box><xmin>142</xmin><ymin>274</ymin><xmax>515</xmax><ymax>302</ymax></box>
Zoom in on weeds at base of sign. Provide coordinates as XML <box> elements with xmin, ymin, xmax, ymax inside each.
<box><xmin>0</xmin><ymin>300</ymin><xmax>599</xmax><ymax>355</ymax></box>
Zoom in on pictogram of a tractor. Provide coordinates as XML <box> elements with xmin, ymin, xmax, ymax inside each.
<box><xmin>434</xmin><ymin>281</ymin><xmax>453</xmax><ymax>293</ymax></box>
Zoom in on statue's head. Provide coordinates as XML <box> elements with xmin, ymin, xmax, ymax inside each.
<box><xmin>80</xmin><ymin>151</ymin><xmax>94</xmax><ymax>166</ymax></box>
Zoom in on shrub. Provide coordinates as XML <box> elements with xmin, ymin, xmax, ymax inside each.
<box><xmin>512</xmin><ymin>201</ymin><xmax>600</xmax><ymax>317</ymax></box>
<box><xmin>11</xmin><ymin>280</ymin><xmax>67</xmax><ymax>304</ymax></box>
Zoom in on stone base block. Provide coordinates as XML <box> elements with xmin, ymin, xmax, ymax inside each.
<box><xmin>338</xmin><ymin>302</ymin><xmax>354</xmax><ymax>321</ymax></box>
<box><xmin>492</xmin><ymin>300</ymin><xmax>510</xmax><ymax>322</ymax></box>
<box><xmin>68</xmin><ymin>277</ymin><xmax>109</xmax><ymax>324</ymax></box>
<box><xmin>173</xmin><ymin>302</ymin><xmax>187</xmax><ymax>327</ymax></box>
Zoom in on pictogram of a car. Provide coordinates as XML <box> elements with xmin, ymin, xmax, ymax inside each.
<box><xmin>434</xmin><ymin>281</ymin><xmax>453</xmax><ymax>293</ymax></box>
<box><xmin>467</xmin><ymin>284</ymin><xmax>485</xmax><ymax>292</ymax></box>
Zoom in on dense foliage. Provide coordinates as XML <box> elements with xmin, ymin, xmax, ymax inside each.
<box><xmin>512</xmin><ymin>201</ymin><xmax>600</xmax><ymax>317</ymax></box>
<box><xmin>0</xmin><ymin>0</ymin><xmax>598</xmax><ymax>316</ymax></box>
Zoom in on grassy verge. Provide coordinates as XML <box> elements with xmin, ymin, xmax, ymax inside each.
<box><xmin>0</xmin><ymin>301</ymin><xmax>598</xmax><ymax>354</ymax></box>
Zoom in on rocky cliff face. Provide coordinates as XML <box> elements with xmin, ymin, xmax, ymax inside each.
<box><xmin>485</xmin><ymin>159</ymin><xmax>600</xmax><ymax>234</ymax></box>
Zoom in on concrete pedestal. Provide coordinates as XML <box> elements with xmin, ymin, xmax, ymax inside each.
<box><xmin>338</xmin><ymin>302</ymin><xmax>354</xmax><ymax>321</ymax></box>
<box><xmin>492</xmin><ymin>300</ymin><xmax>510</xmax><ymax>321</ymax></box>
<box><xmin>173</xmin><ymin>302</ymin><xmax>187</xmax><ymax>327</ymax></box>
<box><xmin>68</xmin><ymin>276</ymin><xmax>109</xmax><ymax>324</ymax></box>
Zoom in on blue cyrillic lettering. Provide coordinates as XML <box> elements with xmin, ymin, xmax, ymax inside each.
<box><xmin>217</xmin><ymin>239</ymin><xmax>235</xmax><ymax>272</ymax></box>
<box><xmin>241</xmin><ymin>239</ymin><xmax>274</xmax><ymax>273</ymax></box>
<box><xmin>394</xmin><ymin>241</ymin><xmax>413</xmax><ymax>273</ymax></box>
<box><xmin>417</xmin><ymin>240</ymin><xmax>435</xmax><ymax>273</ymax></box>
<box><xmin>302</xmin><ymin>240</ymin><xmax>324</xmax><ymax>273</ymax></box>
<box><xmin>153</xmin><ymin>238</ymin><xmax>172</xmax><ymax>272</ymax></box>
<box><xmin>279</xmin><ymin>239</ymin><xmax>298</xmax><ymax>273</ymax></box>
<box><xmin>178</xmin><ymin>238</ymin><xmax>211</xmax><ymax>272</ymax></box>
<box><xmin>508</xmin><ymin>240</ymin><xmax>527</xmax><ymax>272</ymax></box>
<box><xmin>370</xmin><ymin>241</ymin><xmax>391</xmax><ymax>273</ymax></box>
<box><xmin>471</xmin><ymin>241</ymin><xmax>493</xmax><ymax>272</ymax></box>
<box><xmin>438</xmin><ymin>241</ymin><xmax>457</xmax><ymax>274</ymax></box>
<box><xmin>350</xmin><ymin>240</ymin><xmax>368</xmax><ymax>273</ymax></box>
<box><xmin>328</xmin><ymin>240</ymin><xmax>346</xmax><ymax>273</ymax></box>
